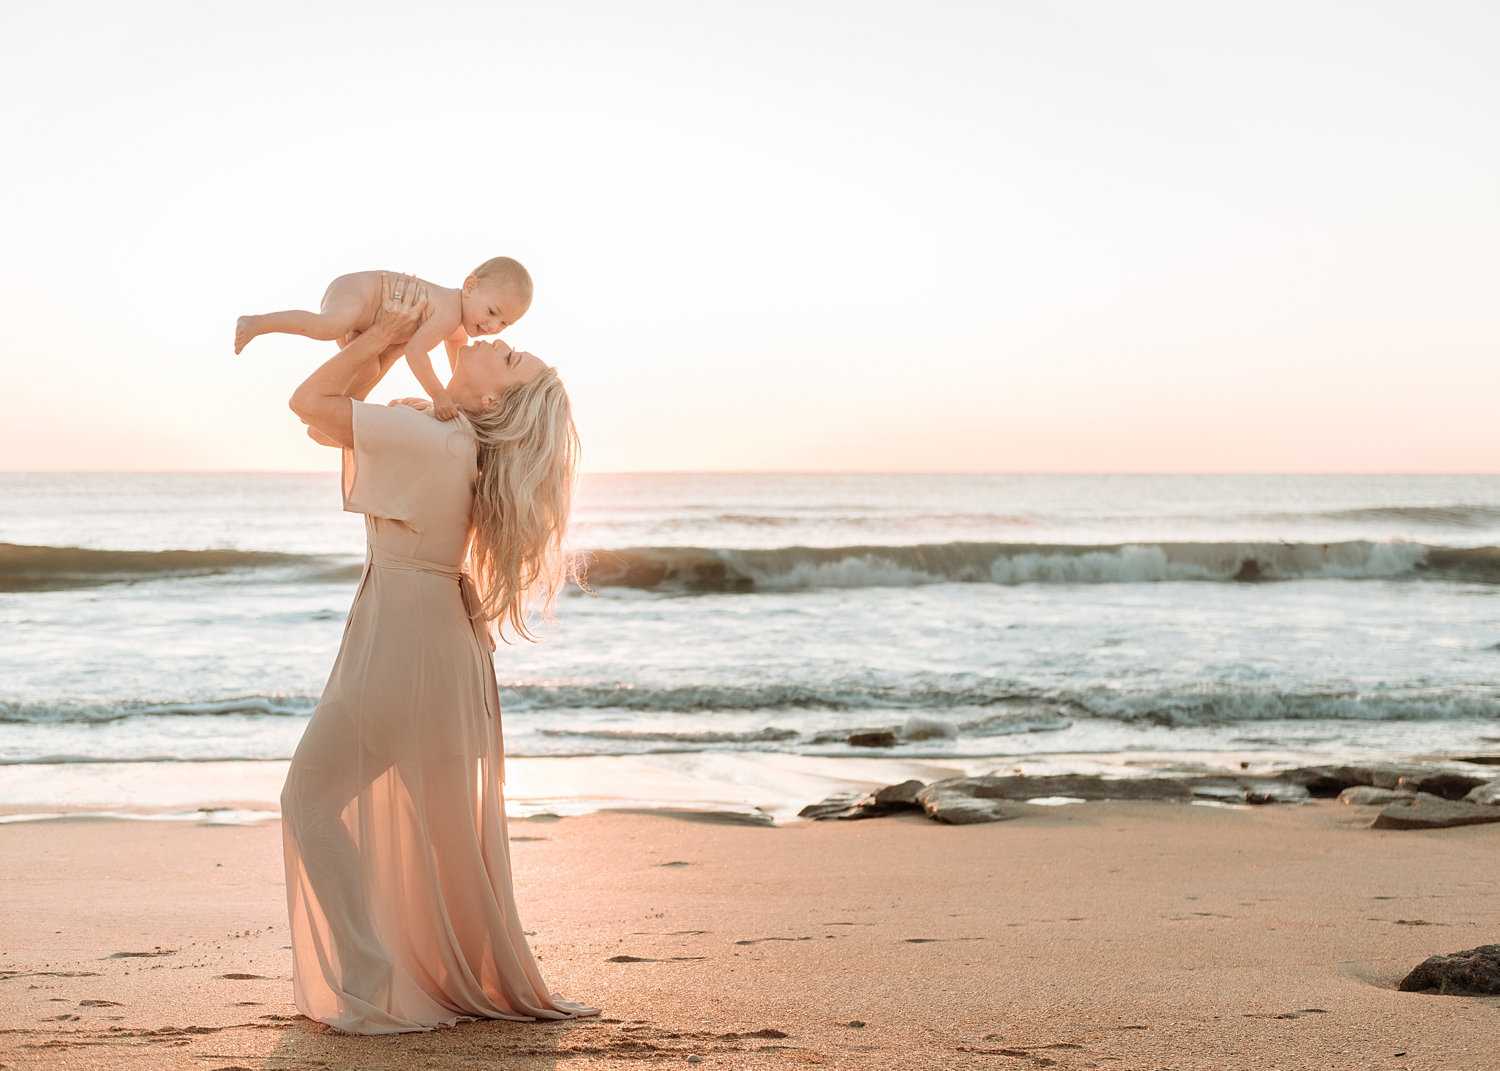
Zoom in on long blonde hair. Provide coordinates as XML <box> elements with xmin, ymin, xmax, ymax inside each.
<box><xmin>464</xmin><ymin>366</ymin><xmax>581</xmax><ymax>642</ymax></box>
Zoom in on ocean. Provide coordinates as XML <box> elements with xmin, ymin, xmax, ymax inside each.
<box><xmin>2</xmin><ymin>472</ymin><xmax>1498</xmax><ymax>822</ymax></box>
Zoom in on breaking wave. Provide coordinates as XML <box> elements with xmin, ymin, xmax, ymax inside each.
<box><xmin>11</xmin><ymin>539</ymin><xmax>1500</xmax><ymax>594</ymax></box>
<box><xmin>0</xmin><ymin>694</ymin><xmax>317</xmax><ymax>725</ymax></box>
<box><xmin>582</xmin><ymin>540</ymin><xmax>1500</xmax><ymax>592</ymax></box>
<box><xmin>0</xmin><ymin>542</ymin><xmax>353</xmax><ymax>591</ymax></box>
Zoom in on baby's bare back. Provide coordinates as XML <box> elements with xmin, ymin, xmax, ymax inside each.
<box><xmin>321</xmin><ymin>272</ymin><xmax>460</xmax><ymax>336</ymax></box>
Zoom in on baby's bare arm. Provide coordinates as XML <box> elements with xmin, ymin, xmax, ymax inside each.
<box><xmin>442</xmin><ymin>326</ymin><xmax>466</xmax><ymax>366</ymax></box>
<box><xmin>401</xmin><ymin>312</ymin><xmax>462</xmax><ymax>418</ymax></box>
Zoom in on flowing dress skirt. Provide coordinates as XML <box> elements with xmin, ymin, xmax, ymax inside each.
<box><xmin>280</xmin><ymin>400</ymin><xmax>598</xmax><ymax>1033</ymax></box>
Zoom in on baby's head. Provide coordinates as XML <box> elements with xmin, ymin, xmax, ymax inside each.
<box><xmin>461</xmin><ymin>256</ymin><xmax>534</xmax><ymax>338</ymax></box>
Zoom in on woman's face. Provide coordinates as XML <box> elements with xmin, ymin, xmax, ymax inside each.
<box><xmin>447</xmin><ymin>340</ymin><xmax>547</xmax><ymax>412</ymax></box>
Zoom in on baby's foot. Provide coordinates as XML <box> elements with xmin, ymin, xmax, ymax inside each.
<box><xmin>234</xmin><ymin>315</ymin><xmax>258</xmax><ymax>355</ymax></box>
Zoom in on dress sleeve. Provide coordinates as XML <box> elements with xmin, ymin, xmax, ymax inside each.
<box><xmin>341</xmin><ymin>400</ymin><xmax>457</xmax><ymax>524</ymax></box>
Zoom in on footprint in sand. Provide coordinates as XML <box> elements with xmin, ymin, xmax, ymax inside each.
<box><xmin>904</xmin><ymin>937</ymin><xmax>988</xmax><ymax>943</ymax></box>
<box><xmin>510</xmin><ymin>836</ymin><xmax>549</xmax><ymax>842</ymax></box>
<box><xmin>735</xmin><ymin>937</ymin><xmax>814</xmax><ymax>946</ymax></box>
<box><xmin>78</xmin><ymin>999</ymin><xmax>122</xmax><ymax>1007</ymax></box>
<box><xmin>217</xmin><ymin>973</ymin><xmax>268</xmax><ymax>979</ymax></box>
<box><xmin>1243</xmin><ymin>1009</ymin><xmax>1328</xmax><ymax>1019</ymax></box>
<box><xmin>607</xmin><ymin>954</ymin><xmax>708</xmax><ymax>963</ymax></box>
<box><xmin>656</xmin><ymin>861</ymin><xmax>693</xmax><ymax>867</ymax></box>
<box><xmin>107</xmin><ymin>950</ymin><xmax>176</xmax><ymax>959</ymax></box>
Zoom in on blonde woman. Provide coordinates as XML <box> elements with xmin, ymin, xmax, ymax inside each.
<box><xmin>280</xmin><ymin>273</ymin><xmax>596</xmax><ymax>1033</ymax></box>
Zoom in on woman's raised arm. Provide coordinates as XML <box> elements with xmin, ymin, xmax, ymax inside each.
<box><xmin>290</xmin><ymin>274</ymin><xmax>429</xmax><ymax>448</ymax></box>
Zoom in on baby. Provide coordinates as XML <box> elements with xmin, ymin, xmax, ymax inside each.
<box><xmin>235</xmin><ymin>257</ymin><xmax>532</xmax><ymax>421</ymax></box>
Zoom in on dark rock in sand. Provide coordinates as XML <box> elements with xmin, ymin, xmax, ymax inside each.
<box><xmin>798</xmin><ymin>780</ymin><xmax>929</xmax><ymax>821</ymax></box>
<box><xmin>1279</xmin><ymin>762</ymin><xmax>1481</xmax><ymax>798</ymax></box>
<box><xmin>1371</xmin><ymin>796</ymin><xmax>1500</xmax><ymax>830</ymax></box>
<box><xmin>1463</xmin><ymin>780</ymin><xmax>1500</xmax><ymax>806</ymax></box>
<box><xmin>872</xmin><ymin>779</ymin><xmax>927</xmax><ymax>807</ymax></box>
<box><xmin>923</xmin><ymin>774</ymin><xmax>1195</xmax><ymax>802</ymax></box>
<box><xmin>1188</xmin><ymin>776</ymin><xmax>1310</xmax><ymax>805</ymax></box>
<box><xmin>1398</xmin><ymin>944</ymin><xmax>1500</xmax><ymax>995</ymax></box>
<box><xmin>1338</xmin><ymin>786</ymin><xmax>1414</xmax><ymax>806</ymax></box>
<box><xmin>798</xmin><ymin>794</ymin><xmax>866</xmax><ymax>820</ymax></box>
<box><xmin>937</xmin><ymin>772</ymin><xmax>1307</xmax><ymax>804</ymax></box>
<box><xmin>846</xmin><ymin>731</ymin><xmax>898</xmax><ymax>748</ymax></box>
<box><xmin>1394</xmin><ymin>772</ymin><xmax>1491</xmax><ymax>800</ymax></box>
<box><xmin>834</xmin><ymin>772</ymin><xmax>1319</xmax><ymax>824</ymax></box>
<box><xmin>916</xmin><ymin>786</ymin><xmax>1031</xmax><ymax>825</ymax></box>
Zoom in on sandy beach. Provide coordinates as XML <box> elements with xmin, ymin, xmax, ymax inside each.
<box><xmin>2</xmin><ymin>802</ymin><xmax>1496</xmax><ymax>1071</ymax></box>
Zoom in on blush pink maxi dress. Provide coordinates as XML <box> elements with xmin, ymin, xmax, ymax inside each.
<box><xmin>280</xmin><ymin>400</ymin><xmax>599</xmax><ymax>1034</ymax></box>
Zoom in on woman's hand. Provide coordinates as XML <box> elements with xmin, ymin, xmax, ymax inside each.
<box><xmin>289</xmin><ymin>274</ymin><xmax>429</xmax><ymax>449</ymax></box>
<box><xmin>369</xmin><ymin>273</ymin><xmax>430</xmax><ymax>346</ymax></box>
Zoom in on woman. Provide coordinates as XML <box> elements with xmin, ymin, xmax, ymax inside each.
<box><xmin>280</xmin><ymin>274</ymin><xmax>598</xmax><ymax>1033</ymax></box>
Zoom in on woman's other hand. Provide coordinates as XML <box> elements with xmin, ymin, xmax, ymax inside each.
<box><xmin>371</xmin><ymin>273</ymin><xmax>430</xmax><ymax>345</ymax></box>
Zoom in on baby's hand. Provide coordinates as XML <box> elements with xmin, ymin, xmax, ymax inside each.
<box><xmin>432</xmin><ymin>390</ymin><xmax>459</xmax><ymax>422</ymax></box>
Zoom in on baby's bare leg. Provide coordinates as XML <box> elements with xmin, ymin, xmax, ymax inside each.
<box><xmin>234</xmin><ymin>275</ymin><xmax>373</xmax><ymax>354</ymax></box>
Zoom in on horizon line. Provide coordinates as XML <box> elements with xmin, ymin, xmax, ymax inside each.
<box><xmin>3</xmin><ymin>469</ymin><xmax>1499</xmax><ymax>478</ymax></box>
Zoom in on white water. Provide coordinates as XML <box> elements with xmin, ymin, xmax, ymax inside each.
<box><xmin>2</xmin><ymin>473</ymin><xmax>1498</xmax><ymax>820</ymax></box>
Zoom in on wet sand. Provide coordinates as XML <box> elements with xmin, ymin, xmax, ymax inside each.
<box><xmin>1</xmin><ymin>802</ymin><xmax>1496</xmax><ymax>1070</ymax></box>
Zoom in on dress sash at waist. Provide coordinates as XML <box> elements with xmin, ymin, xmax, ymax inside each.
<box><xmin>363</xmin><ymin>548</ymin><xmax>499</xmax><ymax>724</ymax></box>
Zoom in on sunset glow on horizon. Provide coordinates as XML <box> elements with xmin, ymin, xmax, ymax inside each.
<box><xmin>2</xmin><ymin>1</ymin><xmax>1496</xmax><ymax>474</ymax></box>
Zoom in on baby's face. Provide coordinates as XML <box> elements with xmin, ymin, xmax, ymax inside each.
<box><xmin>461</xmin><ymin>280</ymin><xmax>530</xmax><ymax>338</ymax></box>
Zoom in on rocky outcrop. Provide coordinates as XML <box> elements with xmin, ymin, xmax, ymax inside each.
<box><xmin>872</xmin><ymin>779</ymin><xmax>926</xmax><ymax>806</ymax></box>
<box><xmin>921</xmin><ymin>774</ymin><xmax>1193</xmax><ymax>803</ymax></box>
<box><xmin>846</xmin><ymin>731</ymin><xmax>898</xmax><ymax>748</ymax></box>
<box><xmin>1463</xmin><ymin>780</ymin><xmax>1500</xmax><ymax>806</ymax></box>
<box><xmin>1279</xmin><ymin>762</ymin><xmax>1494</xmax><ymax>799</ymax></box>
<box><xmin>796</xmin><ymin>779</ymin><xmax>928</xmax><ymax>821</ymax></box>
<box><xmin>1371</xmin><ymin>796</ymin><xmax>1500</xmax><ymax>830</ymax></box>
<box><xmin>800</xmin><ymin>772</ymin><xmax>1308</xmax><ymax>824</ymax></box>
<box><xmin>1394</xmin><ymin>772</ymin><xmax>1492</xmax><ymax>799</ymax></box>
<box><xmin>1338</xmin><ymin>786</ymin><xmax>1414</xmax><ymax>806</ymax></box>
<box><xmin>797</xmin><ymin>794</ymin><xmax>868</xmax><ymax>820</ymax></box>
<box><xmin>797</xmin><ymin>764</ymin><xmax>1500</xmax><ymax>827</ymax></box>
<box><xmin>1398</xmin><ymin>945</ymin><xmax>1500</xmax><ymax>995</ymax></box>
<box><xmin>915</xmin><ymin>785</ymin><xmax>1032</xmax><ymax>825</ymax></box>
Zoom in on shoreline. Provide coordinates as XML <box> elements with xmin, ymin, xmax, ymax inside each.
<box><xmin>3</xmin><ymin>748</ymin><xmax>1496</xmax><ymax>827</ymax></box>
<box><xmin>2</xmin><ymin>803</ymin><xmax>1497</xmax><ymax>1070</ymax></box>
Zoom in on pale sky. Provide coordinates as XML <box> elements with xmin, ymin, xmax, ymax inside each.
<box><xmin>1</xmin><ymin>0</ymin><xmax>1495</xmax><ymax>473</ymax></box>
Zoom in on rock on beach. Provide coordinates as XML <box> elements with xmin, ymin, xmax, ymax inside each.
<box><xmin>1464</xmin><ymin>780</ymin><xmax>1500</xmax><ymax>806</ymax></box>
<box><xmin>1399</xmin><ymin>944</ymin><xmax>1500</xmax><ymax>995</ymax></box>
<box><xmin>1278</xmin><ymin>763</ymin><xmax>1494</xmax><ymax>799</ymax></box>
<box><xmin>1371</xmin><ymin>796</ymin><xmax>1500</xmax><ymax>830</ymax></box>
<box><xmin>798</xmin><ymin>762</ymin><xmax>1500</xmax><ymax>827</ymax></box>
<box><xmin>1338</xmin><ymin>786</ymin><xmax>1414</xmax><ymax>806</ymax></box>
